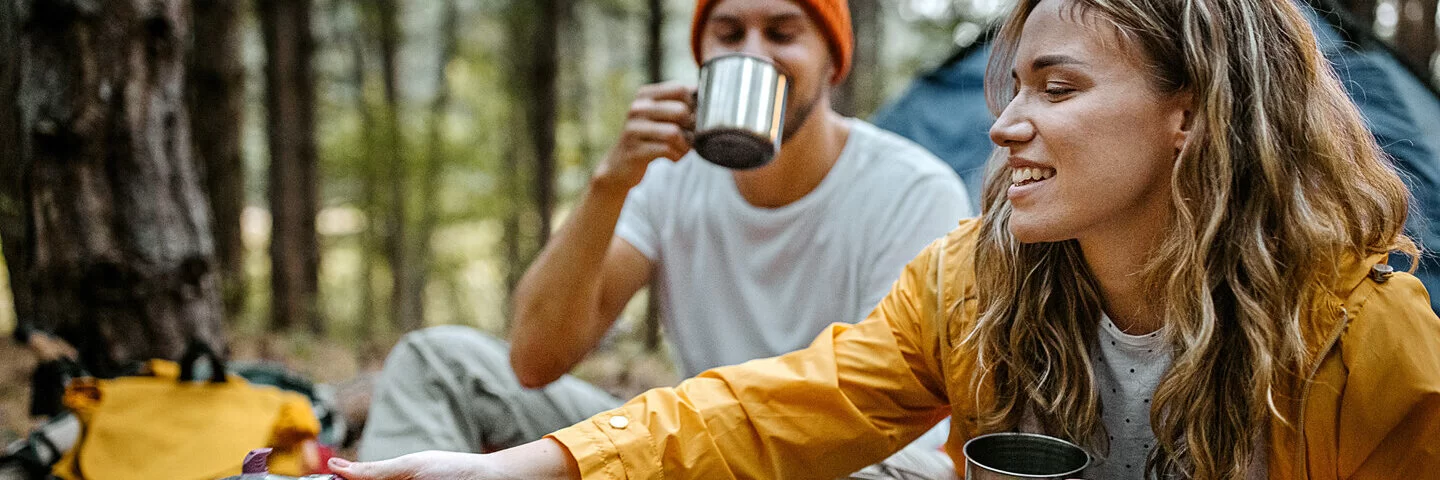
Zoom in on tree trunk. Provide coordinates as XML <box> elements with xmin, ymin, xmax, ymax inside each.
<box><xmin>1343</xmin><ymin>0</ymin><xmax>1380</xmax><ymax>29</ymax></box>
<box><xmin>642</xmin><ymin>0</ymin><xmax>665</xmax><ymax>351</ymax></box>
<box><xmin>530</xmin><ymin>0</ymin><xmax>562</xmax><ymax>248</ymax></box>
<box><xmin>836</xmin><ymin>0</ymin><xmax>883</xmax><ymax>118</ymax></box>
<box><xmin>0</xmin><ymin>0</ymin><xmax>32</xmax><ymax>346</ymax></box>
<box><xmin>501</xmin><ymin>0</ymin><xmax>564</xmax><ymax>325</ymax></box>
<box><xmin>349</xmin><ymin>5</ymin><xmax>381</xmax><ymax>337</ymax></box>
<box><xmin>257</xmin><ymin>0</ymin><xmax>322</xmax><ymax>335</ymax></box>
<box><xmin>502</xmin><ymin>144</ymin><xmax>524</xmax><ymax>327</ymax></box>
<box><xmin>373</xmin><ymin>0</ymin><xmax>417</xmax><ymax>332</ymax></box>
<box><xmin>189</xmin><ymin>0</ymin><xmax>247</xmax><ymax>322</ymax></box>
<box><xmin>411</xmin><ymin>0</ymin><xmax>462</xmax><ymax>330</ymax></box>
<box><xmin>501</xmin><ymin>2</ymin><xmax>528</xmax><ymax>322</ymax></box>
<box><xmin>647</xmin><ymin>0</ymin><xmax>665</xmax><ymax>85</ymax></box>
<box><xmin>2</xmin><ymin>0</ymin><xmax>225</xmax><ymax>375</ymax></box>
<box><xmin>1392</xmin><ymin>0</ymin><xmax>1437</xmax><ymax>79</ymax></box>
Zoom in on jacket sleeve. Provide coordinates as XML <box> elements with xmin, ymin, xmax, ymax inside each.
<box><xmin>1336</xmin><ymin>272</ymin><xmax>1440</xmax><ymax>478</ymax></box>
<box><xmin>548</xmin><ymin>238</ymin><xmax>955</xmax><ymax>480</ymax></box>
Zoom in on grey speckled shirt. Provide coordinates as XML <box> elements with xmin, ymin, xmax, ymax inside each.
<box><xmin>1087</xmin><ymin>315</ymin><xmax>1169</xmax><ymax>479</ymax></box>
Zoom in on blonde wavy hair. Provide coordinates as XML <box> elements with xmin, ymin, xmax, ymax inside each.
<box><xmin>966</xmin><ymin>0</ymin><xmax>1417</xmax><ymax>477</ymax></box>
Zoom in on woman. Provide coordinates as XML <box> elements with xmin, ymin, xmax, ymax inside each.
<box><xmin>331</xmin><ymin>0</ymin><xmax>1440</xmax><ymax>478</ymax></box>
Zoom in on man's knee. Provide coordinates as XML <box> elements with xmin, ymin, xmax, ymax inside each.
<box><xmin>375</xmin><ymin>325</ymin><xmax>519</xmax><ymax>395</ymax></box>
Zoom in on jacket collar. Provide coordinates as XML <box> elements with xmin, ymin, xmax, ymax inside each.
<box><xmin>1301</xmin><ymin>251</ymin><xmax>1392</xmax><ymax>363</ymax></box>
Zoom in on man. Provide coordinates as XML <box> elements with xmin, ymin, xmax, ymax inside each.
<box><xmin>357</xmin><ymin>0</ymin><xmax>970</xmax><ymax>476</ymax></box>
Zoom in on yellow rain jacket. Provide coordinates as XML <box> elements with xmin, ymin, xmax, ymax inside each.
<box><xmin>550</xmin><ymin>218</ymin><xmax>1440</xmax><ymax>479</ymax></box>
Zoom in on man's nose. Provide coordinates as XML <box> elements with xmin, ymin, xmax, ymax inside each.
<box><xmin>737</xmin><ymin>31</ymin><xmax>771</xmax><ymax>59</ymax></box>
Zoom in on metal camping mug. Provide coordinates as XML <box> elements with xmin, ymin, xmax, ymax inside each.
<box><xmin>963</xmin><ymin>433</ymin><xmax>1091</xmax><ymax>479</ymax></box>
<box><xmin>693</xmin><ymin>53</ymin><xmax>789</xmax><ymax>169</ymax></box>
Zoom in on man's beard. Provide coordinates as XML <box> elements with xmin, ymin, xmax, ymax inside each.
<box><xmin>780</xmin><ymin>87</ymin><xmax>822</xmax><ymax>143</ymax></box>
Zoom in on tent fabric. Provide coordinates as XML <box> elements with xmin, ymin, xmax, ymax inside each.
<box><xmin>873</xmin><ymin>3</ymin><xmax>1440</xmax><ymax>314</ymax></box>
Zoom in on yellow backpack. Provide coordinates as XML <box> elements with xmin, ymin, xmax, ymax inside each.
<box><xmin>51</xmin><ymin>345</ymin><xmax>320</xmax><ymax>480</ymax></box>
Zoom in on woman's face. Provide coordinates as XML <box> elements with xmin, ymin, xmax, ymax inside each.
<box><xmin>990</xmin><ymin>0</ymin><xmax>1190</xmax><ymax>244</ymax></box>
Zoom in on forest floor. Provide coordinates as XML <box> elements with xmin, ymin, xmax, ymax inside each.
<box><xmin>0</xmin><ymin>327</ymin><xmax>678</xmax><ymax>460</ymax></box>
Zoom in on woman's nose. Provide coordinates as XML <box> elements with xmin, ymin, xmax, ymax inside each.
<box><xmin>989</xmin><ymin>102</ymin><xmax>1035</xmax><ymax>147</ymax></box>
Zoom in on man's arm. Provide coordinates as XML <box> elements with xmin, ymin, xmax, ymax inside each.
<box><xmin>508</xmin><ymin>184</ymin><xmax>653</xmax><ymax>388</ymax></box>
<box><xmin>509</xmin><ymin>82</ymin><xmax>694</xmax><ymax>388</ymax></box>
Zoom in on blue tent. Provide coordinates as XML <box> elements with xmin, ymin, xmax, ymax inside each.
<box><xmin>874</xmin><ymin>1</ymin><xmax>1440</xmax><ymax>314</ymax></box>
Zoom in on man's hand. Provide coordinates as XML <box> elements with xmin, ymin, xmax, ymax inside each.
<box><xmin>591</xmin><ymin>82</ymin><xmax>696</xmax><ymax>193</ymax></box>
<box><xmin>26</xmin><ymin>332</ymin><xmax>78</xmax><ymax>363</ymax></box>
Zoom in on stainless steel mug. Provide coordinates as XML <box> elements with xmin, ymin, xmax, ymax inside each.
<box><xmin>963</xmin><ymin>433</ymin><xmax>1090</xmax><ymax>479</ymax></box>
<box><xmin>693</xmin><ymin>53</ymin><xmax>789</xmax><ymax>169</ymax></box>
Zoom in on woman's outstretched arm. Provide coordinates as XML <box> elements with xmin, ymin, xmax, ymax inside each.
<box><xmin>329</xmin><ymin>438</ymin><xmax>580</xmax><ymax>480</ymax></box>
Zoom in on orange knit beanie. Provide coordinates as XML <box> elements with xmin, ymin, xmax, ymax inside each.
<box><xmin>690</xmin><ymin>0</ymin><xmax>853</xmax><ymax>84</ymax></box>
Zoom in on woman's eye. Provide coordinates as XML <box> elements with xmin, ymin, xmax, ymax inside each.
<box><xmin>1043</xmin><ymin>84</ymin><xmax>1076</xmax><ymax>99</ymax></box>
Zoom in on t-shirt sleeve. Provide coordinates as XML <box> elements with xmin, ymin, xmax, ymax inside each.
<box><xmin>613</xmin><ymin>159</ymin><xmax>673</xmax><ymax>261</ymax></box>
<box><xmin>860</xmin><ymin>174</ymin><xmax>973</xmax><ymax>316</ymax></box>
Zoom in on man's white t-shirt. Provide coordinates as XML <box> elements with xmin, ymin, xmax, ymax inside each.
<box><xmin>615</xmin><ymin>119</ymin><xmax>973</xmax><ymax>377</ymax></box>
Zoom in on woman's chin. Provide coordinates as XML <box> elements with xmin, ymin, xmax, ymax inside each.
<box><xmin>1007</xmin><ymin>217</ymin><xmax>1066</xmax><ymax>244</ymax></box>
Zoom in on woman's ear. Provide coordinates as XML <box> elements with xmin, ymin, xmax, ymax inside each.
<box><xmin>1172</xmin><ymin>93</ymin><xmax>1194</xmax><ymax>152</ymax></box>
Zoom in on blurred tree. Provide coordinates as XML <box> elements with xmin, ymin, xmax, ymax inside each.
<box><xmin>642</xmin><ymin>0</ymin><xmax>665</xmax><ymax>351</ymax></box>
<box><xmin>836</xmin><ymin>0</ymin><xmax>882</xmax><ymax>117</ymax></box>
<box><xmin>1392</xmin><ymin>0</ymin><xmax>1437</xmax><ymax>79</ymax></box>
<box><xmin>530</xmin><ymin>0</ymin><xmax>563</xmax><ymax>251</ymax></box>
<box><xmin>1342</xmin><ymin>0</ymin><xmax>1379</xmax><ymax>27</ymax></box>
<box><xmin>0</xmin><ymin>0</ymin><xmax>225</xmax><ymax>374</ymax></box>
<box><xmin>258</xmin><ymin>0</ymin><xmax>323</xmax><ymax>334</ymax></box>
<box><xmin>369</xmin><ymin>0</ymin><xmax>419</xmax><ymax>332</ymax></box>
<box><xmin>346</xmin><ymin>1</ymin><xmax>384</xmax><ymax>337</ymax></box>
<box><xmin>647</xmin><ymin>0</ymin><xmax>665</xmax><ymax>84</ymax></box>
<box><xmin>411</xmin><ymin>0</ymin><xmax>463</xmax><ymax>329</ymax></box>
<box><xmin>0</xmin><ymin>0</ymin><xmax>30</xmax><ymax>346</ymax></box>
<box><xmin>501</xmin><ymin>0</ymin><xmax>565</xmax><ymax>322</ymax></box>
<box><xmin>189</xmin><ymin>0</ymin><xmax>247</xmax><ymax>322</ymax></box>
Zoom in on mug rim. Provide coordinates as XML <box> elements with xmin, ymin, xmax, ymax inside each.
<box><xmin>699</xmin><ymin>52</ymin><xmax>780</xmax><ymax>70</ymax></box>
<box><xmin>962</xmin><ymin>432</ymin><xmax>1092</xmax><ymax>478</ymax></box>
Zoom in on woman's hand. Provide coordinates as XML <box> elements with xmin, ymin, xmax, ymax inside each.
<box><xmin>329</xmin><ymin>451</ymin><xmax>491</xmax><ymax>480</ymax></box>
<box><xmin>328</xmin><ymin>438</ymin><xmax>580</xmax><ymax>480</ymax></box>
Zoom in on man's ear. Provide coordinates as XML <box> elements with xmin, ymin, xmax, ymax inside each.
<box><xmin>825</xmin><ymin>63</ymin><xmax>842</xmax><ymax>86</ymax></box>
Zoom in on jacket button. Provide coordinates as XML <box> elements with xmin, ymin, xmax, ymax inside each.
<box><xmin>1370</xmin><ymin>264</ymin><xmax>1394</xmax><ymax>283</ymax></box>
<box><xmin>609</xmin><ymin>415</ymin><xmax>630</xmax><ymax>429</ymax></box>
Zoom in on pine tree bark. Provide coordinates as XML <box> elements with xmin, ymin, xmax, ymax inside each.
<box><xmin>411</xmin><ymin>0</ymin><xmax>462</xmax><ymax>329</ymax></box>
<box><xmin>642</xmin><ymin>0</ymin><xmax>665</xmax><ymax>351</ymax></box>
<box><xmin>257</xmin><ymin>0</ymin><xmax>322</xmax><ymax>334</ymax></box>
<box><xmin>373</xmin><ymin>0</ymin><xmax>417</xmax><ymax>332</ymax></box>
<box><xmin>836</xmin><ymin>0</ymin><xmax>882</xmax><ymax>118</ymax></box>
<box><xmin>348</xmin><ymin>3</ymin><xmax>382</xmax><ymax>337</ymax></box>
<box><xmin>1343</xmin><ymin>0</ymin><xmax>1380</xmax><ymax>28</ymax></box>
<box><xmin>501</xmin><ymin>0</ymin><xmax>563</xmax><ymax>323</ymax></box>
<box><xmin>530</xmin><ymin>0</ymin><xmax>562</xmax><ymax>248</ymax></box>
<box><xmin>1</xmin><ymin>0</ymin><xmax>33</xmax><ymax>347</ymax></box>
<box><xmin>189</xmin><ymin>0</ymin><xmax>247</xmax><ymax>322</ymax></box>
<box><xmin>1</xmin><ymin>0</ymin><xmax>225</xmax><ymax>375</ymax></box>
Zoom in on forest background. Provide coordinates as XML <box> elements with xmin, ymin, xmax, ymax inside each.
<box><xmin>2</xmin><ymin>0</ymin><xmax>1436</xmax><ymax>453</ymax></box>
